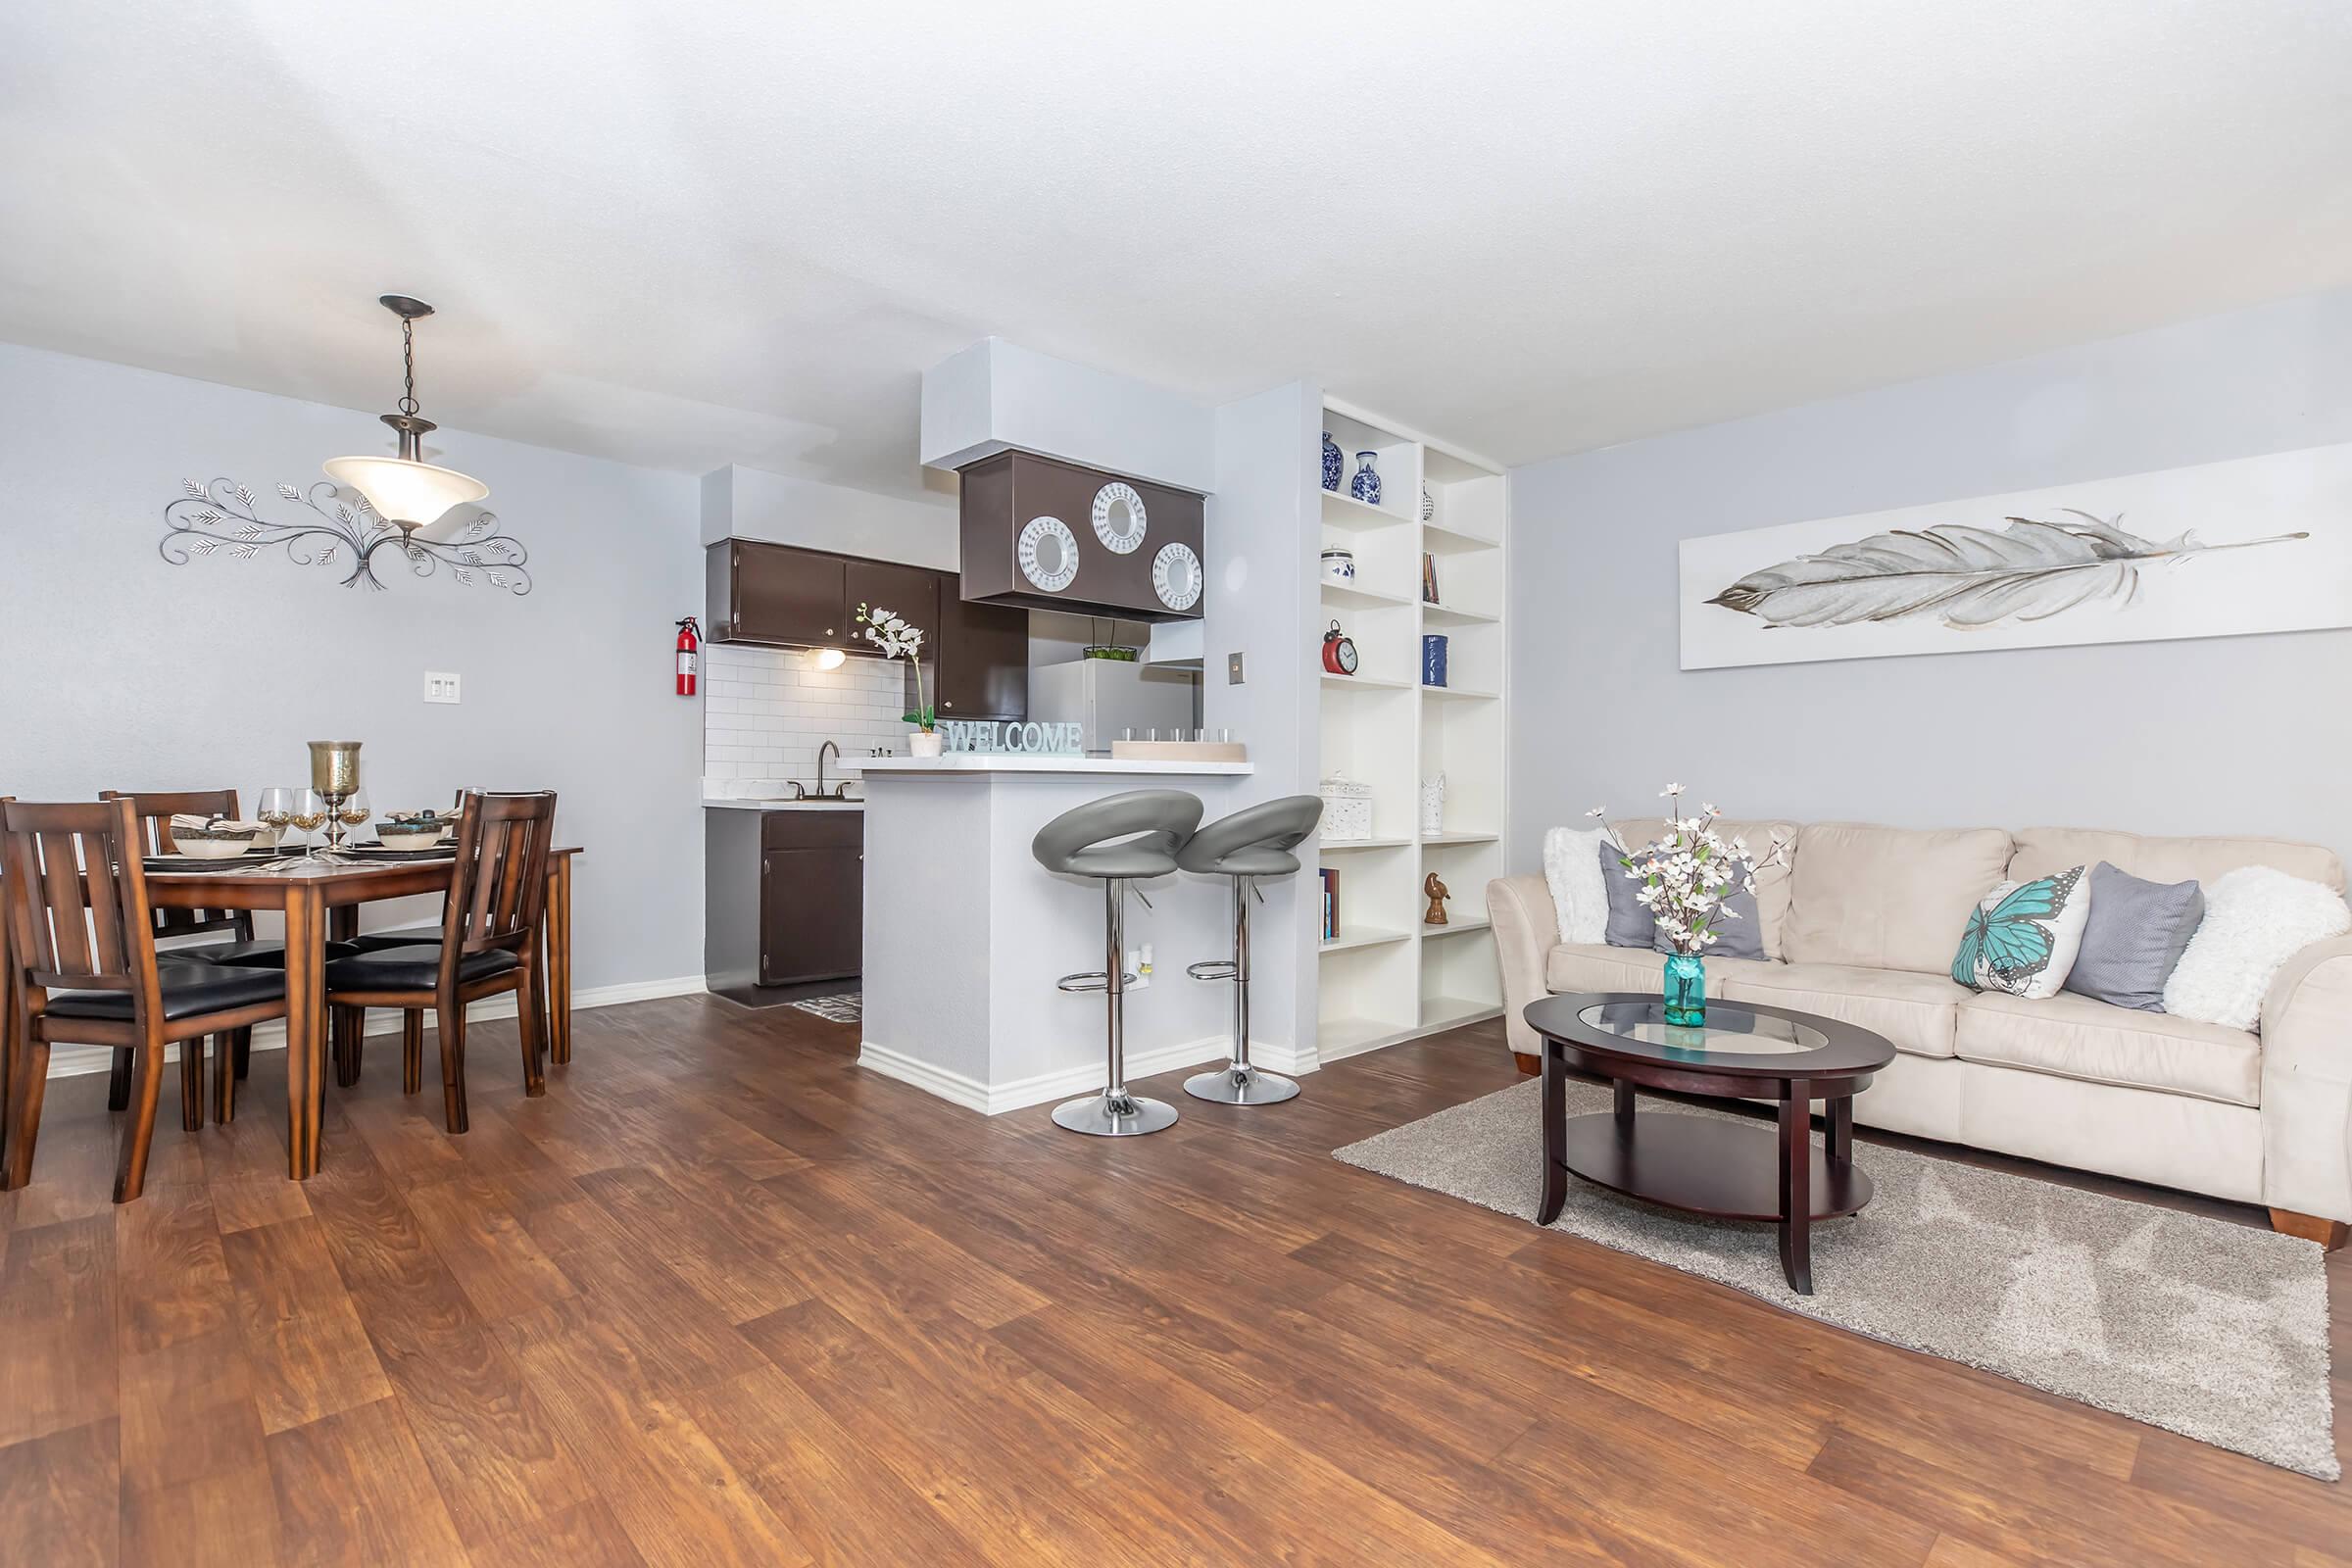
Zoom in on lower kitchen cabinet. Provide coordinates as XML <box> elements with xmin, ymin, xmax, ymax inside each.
<box><xmin>705</xmin><ymin>808</ymin><xmax>864</xmax><ymax>996</ymax></box>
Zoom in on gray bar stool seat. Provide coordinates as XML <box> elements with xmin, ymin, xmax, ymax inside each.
<box><xmin>1033</xmin><ymin>789</ymin><xmax>1204</xmax><ymax>1137</ymax></box>
<box><xmin>1178</xmin><ymin>795</ymin><xmax>1323</xmax><ymax>1105</ymax></box>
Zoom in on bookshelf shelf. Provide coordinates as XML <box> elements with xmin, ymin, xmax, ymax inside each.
<box><xmin>1313</xmin><ymin>398</ymin><xmax>1508</xmax><ymax>1060</ymax></box>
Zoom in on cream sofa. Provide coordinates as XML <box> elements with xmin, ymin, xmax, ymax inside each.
<box><xmin>1489</xmin><ymin>821</ymin><xmax>2352</xmax><ymax>1236</ymax></box>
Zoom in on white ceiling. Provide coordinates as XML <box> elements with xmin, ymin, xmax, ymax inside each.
<box><xmin>4</xmin><ymin>2</ymin><xmax>2348</xmax><ymax>498</ymax></box>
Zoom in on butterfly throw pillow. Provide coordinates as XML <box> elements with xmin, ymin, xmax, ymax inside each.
<box><xmin>1950</xmin><ymin>864</ymin><xmax>2091</xmax><ymax>1000</ymax></box>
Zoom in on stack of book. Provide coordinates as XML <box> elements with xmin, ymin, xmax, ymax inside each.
<box><xmin>1319</xmin><ymin>867</ymin><xmax>1339</xmax><ymax>942</ymax></box>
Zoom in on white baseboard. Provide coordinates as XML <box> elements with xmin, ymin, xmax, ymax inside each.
<box><xmin>858</xmin><ymin>1033</ymin><xmax>1321</xmax><ymax>1115</ymax></box>
<box><xmin>42</xmin><ymin>973</ymin><xmax>709</xmax><ymax>1079</ymax></box>
<box><xmin>1248</xmin><ymin>1036</ymin><xmax>1320</xmax><ymax>1077</ymax></box>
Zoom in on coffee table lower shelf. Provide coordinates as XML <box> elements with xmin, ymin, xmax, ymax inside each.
<box><xmin>1558</xmin><ymin>1110</ymin><xmax>1873</xmax><ymax>1223</ymax></box>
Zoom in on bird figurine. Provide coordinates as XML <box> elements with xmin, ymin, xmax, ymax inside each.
<box><xmin>1423</xmin><ymin>871</ymin><xmax>1450</xmax><ymax>926</ymax></box>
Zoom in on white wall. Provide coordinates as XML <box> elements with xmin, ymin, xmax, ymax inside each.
<box><xmin>1202</xmin><ymin>380</ymin><xmax>1324</xmax><ymax>1054</ymax></box>
<box><xmin>920</xmin><ymin>337</ymin><xmax>1218</xmax><ymax>495</ymax></box>
<box><xmin>0</xmin><ymin>341</ymin><xmax>707</xmax><ymax>991</ymax></box>
<box><xmin>1507</xmin><ymin>289</ymin><xmax>2352</xmax><ymax>873</ymax></box>
<box><xmin>702</xmin><ymin>464</ymin><xmax>959</xmax><ymax>566</ymax></box>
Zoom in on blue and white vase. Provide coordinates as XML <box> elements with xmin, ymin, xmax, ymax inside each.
<box><xmin>1349</xmin><ymin>451</ymin><xmax>1381</xmax><ymax>507</ymax></box>
<box><xmin>1320</xmin><ymin>431</ymin><xmax>1344</xmax><ymax>492</ymax></box>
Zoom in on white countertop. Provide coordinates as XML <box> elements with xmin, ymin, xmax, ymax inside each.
<box><xmin>701</xmin><ymin>798</ymin><xmax>865</xmax><ymax>811</ymax></box>
<box><xmin>857</xmin><ymin>756</ymin><xmax>1253</xmax><ymax>777</ymax></box>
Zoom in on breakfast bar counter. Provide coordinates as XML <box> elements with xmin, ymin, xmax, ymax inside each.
<box><xmin>856</xmin><ymin>756</ymin><xmax>1304</xmax><ymax>1113</ymax></box>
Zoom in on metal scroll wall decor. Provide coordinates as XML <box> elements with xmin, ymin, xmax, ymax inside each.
<box><xmin>157</xmin><ymin>293</ymin><xmax>531</xmax><ymax>595</ymax></box>
<box><xmin>160</xmin><ymin>479</ymin><xmax>529</xmax><ymax>594</ymax></box>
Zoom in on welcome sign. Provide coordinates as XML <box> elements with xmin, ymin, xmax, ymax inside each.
<box><xmin>939</xmin><ymin>718</ymin><xmax>1085</xmax><ymax>756</ymax></box>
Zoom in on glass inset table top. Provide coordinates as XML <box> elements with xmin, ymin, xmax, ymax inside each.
<box><xmin>1575</xmin><ymin>1000</ymin><xmax>1828</xmax><ymax>1057</ymax></box>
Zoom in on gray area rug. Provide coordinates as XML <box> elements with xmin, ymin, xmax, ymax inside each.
<box><xmin>787</xmin><ymin>993</ymin><xmax>861</xmax><ymax>1023</ymax></box>
<box><xmin>1335</xmin><ymin>1078</ymin><xmax>2338</xmax><ymax>1479</ymax></box>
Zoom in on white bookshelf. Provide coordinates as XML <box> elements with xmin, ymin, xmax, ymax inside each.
<box><xmin>1313</xmin><ymin>399</ymin><xmax>1507</xmax><ymax>1062</ymax></box>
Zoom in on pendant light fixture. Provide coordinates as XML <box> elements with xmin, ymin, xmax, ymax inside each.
<box><xmin>156</xmin><ymin>292</ymin><xmax>530</xmax><ymax>593</ymax></box>
<box><xmin>322</xmin><ymin>295</ymin><xmax>489</xmax><ymax>536</ymax></box>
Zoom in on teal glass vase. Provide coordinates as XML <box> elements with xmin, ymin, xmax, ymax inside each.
<box><xmin>1661</xmin><ymin>953</ymin><xmax>1706</xmax><ymax>1026</ymax></box>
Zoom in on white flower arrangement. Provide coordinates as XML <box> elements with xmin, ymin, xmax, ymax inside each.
<box><xmin>856</xmin><ymin>602</ymin><xmax>934</xmax><ymax>733</ymax></box>
<box><xmin>1587</xmin><ymin>784</ymin><xmax>1789</xmax><ymax>956</ymax></box>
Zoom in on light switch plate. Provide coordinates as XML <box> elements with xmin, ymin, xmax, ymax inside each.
<box><xmin>423</xmin><ymin>671</ymin><xmax>462</xmax><ymax>704</ymax></box>
<box><xmin>1227</xmin><ymin>652</ymin><xmax>1245</xmax><ymax>684</ymax></box>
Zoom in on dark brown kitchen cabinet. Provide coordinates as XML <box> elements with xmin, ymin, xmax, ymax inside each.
<box><xmin>709</xmin><ymin>540</ymin><xmax>848</xmax><ymax>646</ymax></box>
<box><xmin>704</xmin><ymin>807</ymin><xmax>864</xmax><ymax>996</ymax></box>
<box><xmin>707</xmin><ymin>541</ymin><xmax>1030</xmax><ymax>719</ymax></box>
<box><xmin>843</xmin><ymin>559</ymin><xmax>939</xmax><ymax>652</ymax></box>
<box><xmin>927</xmin><ymin>583</ymin><xmax>1029</xmax><ymax>721</ymax></box>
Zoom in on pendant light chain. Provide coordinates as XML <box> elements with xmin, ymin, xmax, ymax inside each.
<box><xmin>399</xmin><ymin>316</ymin><xmax>419</xmax><ymax>417</ymax></box>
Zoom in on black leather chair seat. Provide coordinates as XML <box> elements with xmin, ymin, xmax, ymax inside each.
<box><xmin>326</xmin><ymin>944</ymin><xmax>517</xmax><ymax>992</ymax></box>
<box><xmin>162</xmin><ymin>939</ymin><xmax>359</xmax><ymax>968</ymax></box>
<box><xmin>346</xmin><ymin>928</ymin><xmax>442</xmax><ymax>954</ymax></box>
<box><xmin>47</xmin><ymin>963</ymin><xmax>285</xmax><ymax>1022</ymax></box>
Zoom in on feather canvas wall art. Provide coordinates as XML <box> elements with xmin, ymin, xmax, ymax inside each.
<box><xmin>1678</xmin><ymin>441</ymin><xmax>2352</xmax><ymax>670</ymax></box>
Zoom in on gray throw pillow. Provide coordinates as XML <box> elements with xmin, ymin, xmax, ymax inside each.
<box><xmin>1596</xmin><ymin>837</ymin><xmax>1655</xmax><ymax>948</ymax></box>
<box><xmin>1650</xmin><ymin>884</ymin><xmax>1765</xmax><ymax>961</ymax></box>
<box><xmin>2063</xmin><ymin>860</ymin><xmax>2205</xmax><ymax>1012</ymax></box>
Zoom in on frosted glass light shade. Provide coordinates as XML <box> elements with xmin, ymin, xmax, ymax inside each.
<box><xmin>321</xmin><ymin>455</ymin><xmax>488</xmax><ymax>531</ymax></box>
<box><xmin>809</xmin><ymin>646</ymin><xmax>846</xmax><ymax>670</ymax></box>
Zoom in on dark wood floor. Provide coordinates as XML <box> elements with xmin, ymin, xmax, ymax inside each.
<box><xmin>0</xmin><ymin>995</ymin><xmax>2344</xmax><ymax>1566</ymax></box>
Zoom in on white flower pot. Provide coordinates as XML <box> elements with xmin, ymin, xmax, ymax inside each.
<box><xmin>908</xmin><ymin>730</ymin><xmax>944</xmax><ymax>758</ymax></box>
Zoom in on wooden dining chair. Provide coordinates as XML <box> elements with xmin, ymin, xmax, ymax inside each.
<box><xmin>324</xmin><ymin>791</ymin><xmax>556</xmax><ymax>1133</ymax></box>
<box><xmin>1</xmin><ymin>799</ymin><xmax>289</xmax><ymax>1201</ymax></box>
<box><xmin>103</xmin><ymin>788</ymin><xmax>369</xmax><ymax>1119</ymax></box>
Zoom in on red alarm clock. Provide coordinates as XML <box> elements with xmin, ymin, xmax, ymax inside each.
<box><xmin>1321</xmin><ymin>619</ymin><xmax>1358</xmax><ymax>675</ymax></box>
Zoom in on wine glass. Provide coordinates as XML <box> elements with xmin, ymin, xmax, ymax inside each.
<box><xmin>257</xmin><ymin>787</ymin><xmax>295</xmax><ymax>854</ymax></box>
<box><xmin>337</xmin><ymin>788</ymin><xmax>371</xmax><ymax>851</ymax></box>
<box><xmin>288</xmin><ymin>790</ymin><xmax>329</xmax><ymax>860</ymax></box>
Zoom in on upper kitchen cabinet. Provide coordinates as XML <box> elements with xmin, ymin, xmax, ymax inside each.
<box><xmin>843</xmin><ymin>558</ymin><xmax>939</xmax><ymax>643</ymax></box>
<box><xmin>708</xmin><ymin>540</ymin><xmax>848</xmax><ymax>646</ymax></box>
<box><xmin>957</xmin><ymin>452</ymin><xmax>1204</xmax><ymax>622</ymax></box>
<box><xmin>927</xmin><ymin>586</ymin><xmax>1028</xmax><ymax>720</ymax></box>
<box><xmin>709</xmin><ymin>543</ymin><xmax>940</xmax><ymax>655</ymax></box>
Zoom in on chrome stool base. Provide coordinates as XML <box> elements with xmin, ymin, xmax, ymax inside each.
<box><xmin>1052</xmin><ymin>1091</ymin><xmax>1180</xmax><ymax>1137</ymax></box>
<box><xmin>1183</xmin><ymin>1063</ymin><xmax>1299</xmax><ymax>1105</ymax></box>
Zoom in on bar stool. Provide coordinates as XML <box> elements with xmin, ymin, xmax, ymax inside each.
<box><xmin>1032</xmin><ymin>789</ymin><xmax>1203</xmax><ymax>1137</ymax></box>
<box><xmin>1180</xmin><ymin>795</ymin><xmax>1323</xmax><ymax>1105</ymax></box>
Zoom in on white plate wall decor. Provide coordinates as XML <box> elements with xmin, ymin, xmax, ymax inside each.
<box><xmin>1152</xmin><ymin>541</ymin><xmax>1201</xmax><ymax>611</ymax></box>
<box><xmin>1017</xmin><ymin>514</ymin><xmax>1080</xmax><ymax>593</ymax></box>
<box><xmin>1091</xmin><ymin>481</ymin><xmax>1148</xmax><ymax>554</ymax></box>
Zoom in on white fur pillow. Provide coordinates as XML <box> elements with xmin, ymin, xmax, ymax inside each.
<box><xmin>1543</xmin><ymin>826</ymin><xmax>1610</xmax><ymax>945</ymax></box>
<box><xmin>2163</xmin><ymin>865</ymin><xmax>2351</xmax><ymax>1031</ymax></box>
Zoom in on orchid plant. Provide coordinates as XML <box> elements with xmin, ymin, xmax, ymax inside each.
<box><xmin>1587</xmin><ymin>784</ymin><xmax>1790</xmax><ymax>956</ymax></box>
<box><xmin>856</xmin><ymin>602</ymin><xmax>934</xmax><ymax>733</ymax></box>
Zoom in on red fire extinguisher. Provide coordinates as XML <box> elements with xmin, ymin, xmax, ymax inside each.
<box><xmin>675</xmin><ymin>615</ymin><xmax>701</xmax><ymax>697</ymax></box>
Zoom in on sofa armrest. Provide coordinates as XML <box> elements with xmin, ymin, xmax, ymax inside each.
<box><xmin>1488</xmin><ymin>874</ymin><xmax>1556</xmax><ymax>1061</ymax></box>
<box><xmin>2258</xmin><ymin>935</ymin><xmax>2352</xmax><ymax>1223</ymax></box>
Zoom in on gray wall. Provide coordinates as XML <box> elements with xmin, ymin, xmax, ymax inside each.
<box><xmin>1508</xmin><ymin>289</ymin><xmax>2352</xmax><ymax>874</ymax></box>
<box><xmin>0</xmin><ymin>341</ymin><xmax>707</xmax><ymax>991</ymax></box>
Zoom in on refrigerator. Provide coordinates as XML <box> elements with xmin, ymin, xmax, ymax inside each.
<box><xmin>1028</xmin><ymin>657</ymin><xmax>1202</xmax><ymax>756</ymax></box>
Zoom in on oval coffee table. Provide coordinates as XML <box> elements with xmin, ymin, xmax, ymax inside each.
<box><xmin>1524</xmin><ymin>992</ymin><xmax>1896</xmax><ymax>1295</ymax></box>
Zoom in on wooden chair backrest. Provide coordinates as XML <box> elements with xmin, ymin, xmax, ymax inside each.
<box><xmin>438</xmin><ymin>792</ymin><xmax>557</xmax><ymax>979</ymax></box>
<box><xmin>98</xmin><ymin>789</ymin><xmax>252</xmax><ymax>942</ymax></box>
<box><xmin>0</xmin><ymin>799</ymin><xmax>161</xmax><ymax>1026</ymax></box>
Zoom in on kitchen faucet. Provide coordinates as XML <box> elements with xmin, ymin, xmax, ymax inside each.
<box><xmin>815</xmin><ymin>740</ymin><xmax>840</xmax><ymax>800</ymax></box>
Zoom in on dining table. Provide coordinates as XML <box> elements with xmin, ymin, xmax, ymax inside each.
<box><xmin>3</xmin><ymin>844</ymin><xmax>579</xmax><ymax>1181</ymax></box>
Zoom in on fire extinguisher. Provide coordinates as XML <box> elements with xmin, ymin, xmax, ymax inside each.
<box><xmin>675</xmin><ymin>615</ymin><xmax>701</xmax><ymax>697</ymax></box>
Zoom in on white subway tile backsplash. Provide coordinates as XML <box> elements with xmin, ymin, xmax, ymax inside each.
<box><xmin>702</xmin><ymin>644</ymin><xmax>912</xmax><ymax>783</ymax></box>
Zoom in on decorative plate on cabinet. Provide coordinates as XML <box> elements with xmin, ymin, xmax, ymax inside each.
<box><xmin>1017</xmin><ymin>514</ymin><xmax>1081</xmax><ymax>593</ymax></box>
<box><xmin>1152</xmin><ymin>541</ymin><xmax>1201</xmax><ymax>612</ymax></box>
<box><xmin>1091</xmin><ymin>481</ymin><xmax>1148</xmax><ymax>554</ymax></box>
